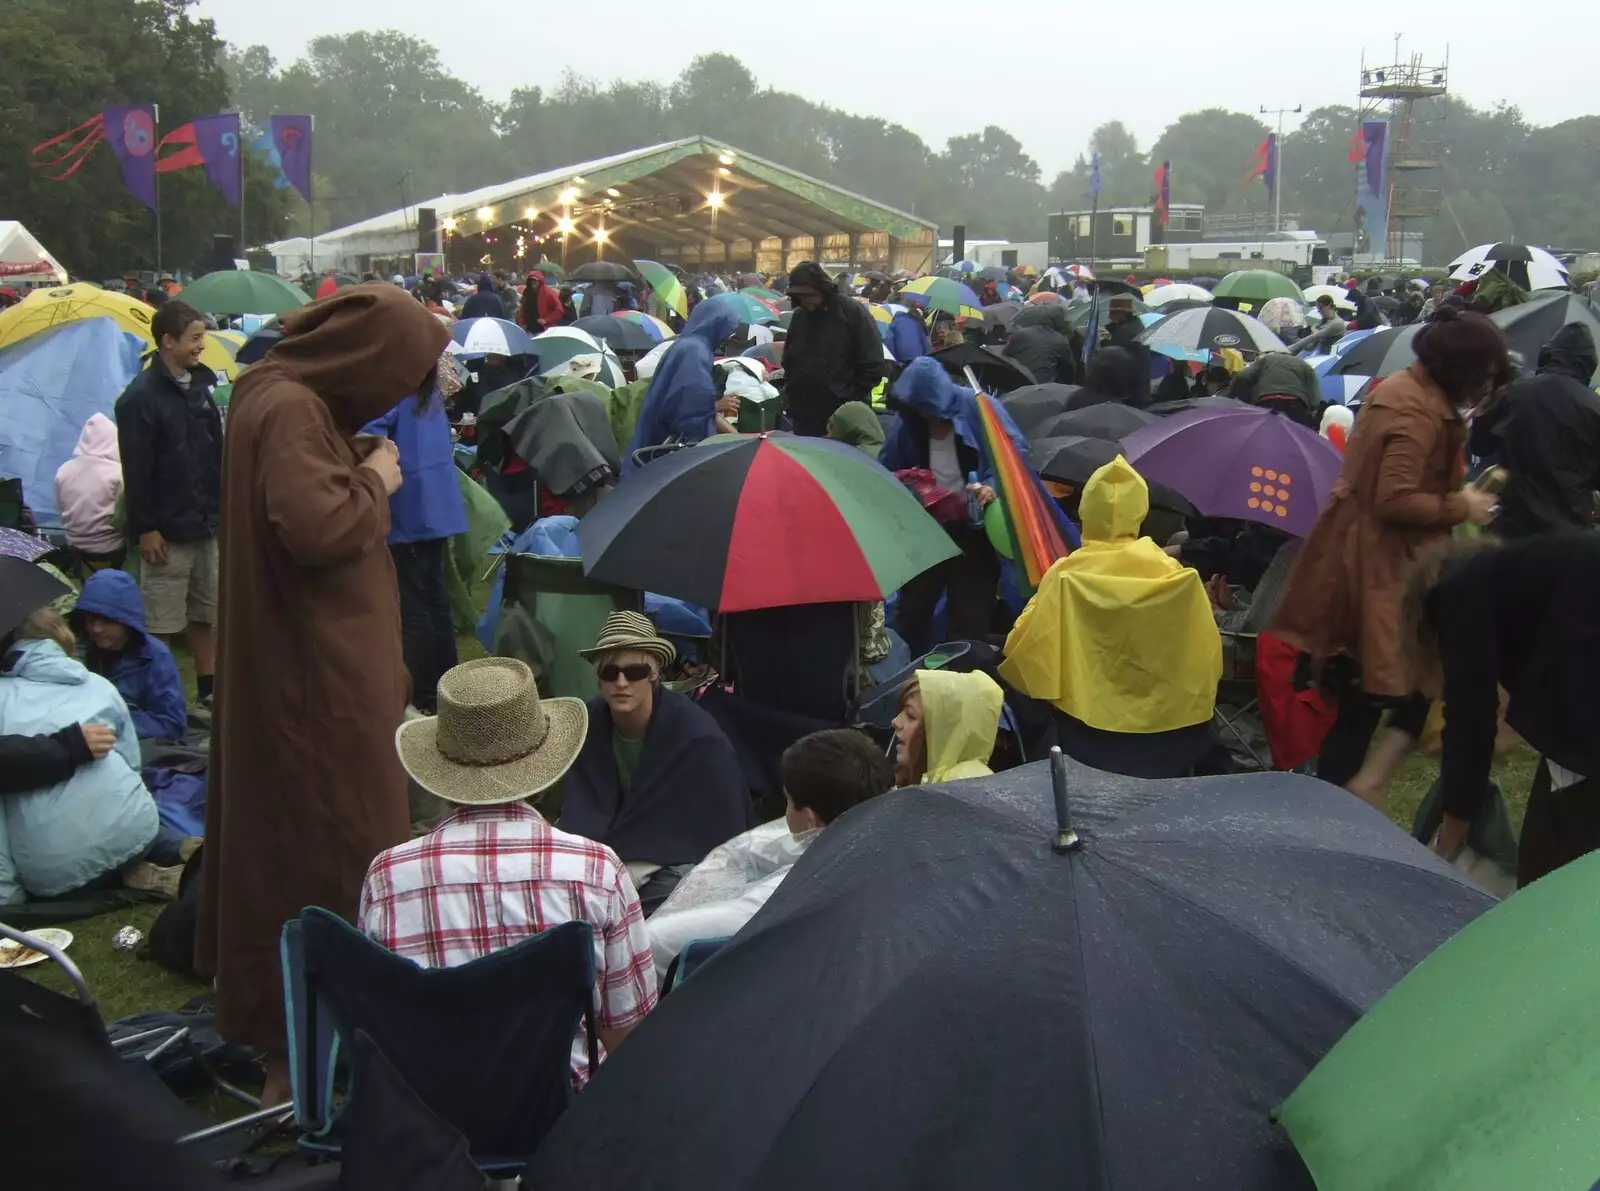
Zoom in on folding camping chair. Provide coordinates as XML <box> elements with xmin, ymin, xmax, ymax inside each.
<box><xmin>280</xmin><ymin>908</ymin><xmax>598</xmax><ymax>1175</ymax></box>
<box><xmin>1213</xmin><ymin>630</ymin><xmax>1269</xmax><ymax>771</ymax></box>
<box><xmin>660</xmin><ymin>937</ymin><xmax>731</xmax><ymax>996</ymax></box>
<box><xmin>494</xmin><ymin>553</ymin><xmax>641</xmax><ymax>701</ymax></box>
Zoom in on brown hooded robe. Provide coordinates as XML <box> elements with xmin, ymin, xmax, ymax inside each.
<box><xmin>197</xmin><ymin>285</ymin><xmax>449</xmax><ymax>1050</ymax></box>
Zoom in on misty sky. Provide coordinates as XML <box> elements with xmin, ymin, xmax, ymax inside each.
<box><xmin>194</xmin><ymin>1</ymin><xmax>1597</xmax><ymax>177</ymax></box>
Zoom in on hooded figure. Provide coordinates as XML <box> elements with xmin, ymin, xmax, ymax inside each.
<box><xmin>198</xmin><ymin>284</ymin><xmax>448</xmax><ymax>1064</ymax></box>
<box><xmin>53</xmin><ymin>414</ymin><xmax>124</xmax><ymax>557</ymax></box>
<box><xmin>520</xmin><ymin>271</ymin><xmax>564</xmax><ymax>333</ymax></box>
<box><xmin>71</xmin><ymin>569</ymin><xmax>187</xmax><ymax>742</ymax></box>
<box><xmin>782</xmin><ymin>262</ymin><xmax>886</xmax><ymax>436</ymax></box>
<box><xmin>1492</xmin><ymin>323</ymin><xmax>1600</xmax><ymax>539</ymax></box>
<box><xmin>623</xmin><ymin>295</ymin><xmax>740</xmax><ymax>472</ymax></box>
<box><xmin>885</xmin><ymin>305</ymin><xmax>931</xmax><ymax>365</ymax></box>
<box><xmin>1073</xmin><ymin>345</ymin><xmax>1148</xmax><ymax>409</ymax></box>
<box><xmin>1000</xmin><ymin>456</ymin><xmax>1221</xmax><ymax>735</ymax></box>
<box><xmin>459</xmin><ymin>272</ymin><xmax>503</xmax><ymax>320</ymax></box>
<box><xmin>1227</xmin><ymin>353</ymin><xmax>1325</xmax><ymax>428</ymax></box>
<box><xmin>1003</xmin><ymin>302</ymin><xmax>1082</xmax><ymax>386</ymax></box>
<box><xmin>908</xmin><ymin>669</ymin><xmax>1005</xmax><ymax>784</ymax></box>
<box><xmin>826</xmin><ymin>401</ymin><xmax>886</xmax><ymax>457</ymax></box>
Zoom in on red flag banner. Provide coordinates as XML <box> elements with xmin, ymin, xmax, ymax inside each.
<box><xmin>156</xmin><ymin>123</ymin><xmax>205</xmax><ymax>174</ymax></box>
<box><xmin>1346</xmin><ymin>128</ymin><xmax>1367</xmax><ymax>164</ymax></box>
<box><xmin>1153</xmin><ymin>160</ymin><xmax>1171</xmax><ymax>226</ymax></box>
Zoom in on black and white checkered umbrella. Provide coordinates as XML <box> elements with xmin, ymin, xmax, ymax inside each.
<box><xmin>1448</xmin><ymin>243</ymin><xmax>1569</xmax><ymax>292</ymax></box>
<box><xmin>1137</xmin><ymin>306</ymin><xmax>1286</xmax><ymax>355</ymax></box>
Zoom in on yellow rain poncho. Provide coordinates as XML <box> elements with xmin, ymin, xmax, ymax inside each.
<box><xmin>917</xmin><ymin>668</ymin><xmax>1004</xmax><ymax>784</ymax></box>
<box><xmin>999</xmin><ymin>456</ymin><xmax>1220</xmax><ymax>733</ymax></box>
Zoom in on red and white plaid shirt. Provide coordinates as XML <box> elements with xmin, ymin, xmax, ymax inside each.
<box><xmin>358</xmin><ymin>801</ymin><xmax>657</xmax><ymax>1084</ymax></box>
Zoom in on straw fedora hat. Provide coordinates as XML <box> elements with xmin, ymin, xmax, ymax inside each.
<box><xmin>577</xmin><ymin>610</ymin><xmax>676</xmax><ymax>671</ymax></box>
<box><xmin>395</xmin><ymin>657</ymin><xmax>587</xmax><ymax>806</ymax></box>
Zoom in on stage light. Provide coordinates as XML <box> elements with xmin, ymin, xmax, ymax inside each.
<box><xmin>707</xmin><ymin>190</ymin><xmax>725</xmax><ymax>209</ymax></box>
<box><xmin>477</xmin><ymin>206</ymin><xmax>495</xmax><ymax>222</ymax></box>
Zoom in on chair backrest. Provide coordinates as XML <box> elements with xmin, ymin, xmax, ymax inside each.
<box><xmin>661</xmin><ymin>937</ymin><xmax>731</xmax><ymax>995</ymax></box>
<box><xmin>286</xmin><ymin>909</ymin><xmax>597</xmax><ymax>1163</ymax></box>
<box><xmin>495</xmin><ymin>554</ymin><xmax>640</xmax><ymax>701</ymax></box>
<box><xmin>721</xmin><ymin>601</ymin><xmax>859</xmax><ymax>722</ymax></box>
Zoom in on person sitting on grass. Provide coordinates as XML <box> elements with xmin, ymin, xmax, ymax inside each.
<box><xmin>361</xmin><ymin>657</ymin><xmax>656</xmax><ymax>1087</ymax></box>
<box><xmin>71</xmin><ymin>569</ymin><xmax>187</xmax><ymax>744</ymax></box>
<box><xmin>891</xmin><ymin>669</ymin><xmax>1005</xmax><ymax>787</ymax></box>
<box><xmin>645</xmin><ymin>728</ymin><xmax>894</xmax><ymax>984</ymax></box>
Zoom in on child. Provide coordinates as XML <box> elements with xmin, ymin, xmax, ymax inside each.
<box><xmin>71</xmin><ymin>569</ymin><xmax>187</xmax><ymax>743</ymax></box>
<box><xmin>54</xmin><ymin>413</ymin><xmax>125</xmax><ymax>571</ymax></box>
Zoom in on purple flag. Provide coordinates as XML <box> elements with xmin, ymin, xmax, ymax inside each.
<box><xmin>1263</xmin><ymin>133</ymin><xmax>1278</xmax><ymax>199</ymax></box>
<box><xmin>1362</xmin><ymin>121</ymin><xmax>1387</xmax><ymax>197</ymax></box>
<box><xmin>194</xmin><ymin>113</ymin><xmax>242</xmax><ymax>206</ymax></box>
<box><xmin>102</xmin><ymin>105</ymin><xmax>158</xmax><ymax>209</ymax></box>
<box><xmin>269</xmin><ymin>115</ymin><xmax>313</xmax><ymax>205</ymax></box>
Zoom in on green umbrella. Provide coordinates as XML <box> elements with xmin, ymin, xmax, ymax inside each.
<box><xmin>740</xmin><ymin>285</ymin><xmax>783</xmax><ymax>303</ymax></box>
<box><xmin>533</xmin><ymin>259</ymin><xmax>566</xmax><ymax>281</ymax></box>
<box><xmin>177</xmin><ymin>270</ymin><xmax>310</xmax><ymax>317</ymax></box>
<box><xmin>634</xmin><ymin>259</ymin><xmax>688</xmax><ymax>319</ymax></box>
<box><xmin>1212</xmin><ymin>269</ymin><xmax>1305</xmax><ymax>305</ymax></box>
<box><xmin>1276</xmin><ymin>851</ymin><xmax>1600</xmax><ymax>1191</ymax></box>
<box><xmin>1063</xmin><ymin>294</ymin><xmax>1151</xmax><ymax>328</ymax></box>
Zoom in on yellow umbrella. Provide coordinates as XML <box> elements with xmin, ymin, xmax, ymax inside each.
<box><xmin>207</xmin><ymin>329</ymin><xmax>247</xmax><ymax>355</ymax></box>
<box><xmin>864</xmin><ymin>301</ymin><xmax>894</xmax><ymax>327</ymax></box>
<box><xmin>0</xmin><ymin>283</ymin><xmax>155</xmax><ymax>351</ymax></box>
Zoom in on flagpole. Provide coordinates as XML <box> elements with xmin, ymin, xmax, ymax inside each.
<box><xmin>1259</xmin><ymin>104</ymin><xmax>1302</xmax><ymax>234</ymax></box>
<box><xmin>153</xmin><ymin>104</ymin><xmax>162</xmax><ymax>276</ymax></box>
<box><xmin>239</xmin><ymin>114</ymin><xmax>246</xmax><ymax>265</ymax></box>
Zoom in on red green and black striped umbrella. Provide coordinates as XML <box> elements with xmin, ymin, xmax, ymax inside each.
<box><xmin>577</xmin><ymin>434</ymin><xmax>959</xmax><ymax>612</ymax></box>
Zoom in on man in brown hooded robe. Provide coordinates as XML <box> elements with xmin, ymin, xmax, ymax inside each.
<box><xmin>196</xmin><ymin>284</ymin><xmax>449</xmax><ymax>1100</ymax></box>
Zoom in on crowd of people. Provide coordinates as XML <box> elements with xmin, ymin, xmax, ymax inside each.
<box><xmin>3</xmin><ymin>246</ymin><xmax>1600</xmax><ymax>1180</ymax></box>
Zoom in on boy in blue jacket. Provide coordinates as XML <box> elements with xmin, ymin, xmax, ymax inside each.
<box><xmin>72</xmin><ymin>569</ymin><xmax>188</xmax><ymax>743</ymax></box>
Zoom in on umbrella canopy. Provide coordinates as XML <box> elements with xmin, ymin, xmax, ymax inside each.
<box><xmin>998</xmin><ymin>383</ymin><xmax>1082</xmax><ymax>434</ymax></box>
<box><xmin>572</xmin><ymin>314</ymin><xmax>658</xmax><ymax>353</ymax></box>
<box><xmin>1146</xmin><ymin>394</ymin><xmax>1249</xmax><ymax>418</ymax></box>
<box><xmin>1064</xmin><ymin>263</ymin><xmax>1096</xmax><ymax>280</ymax></box>
<box><xmin>0</xmin><ymin>526</ymin><xmax>54</xmax><ymax>563</ymax></box>
<box><xmin>235</xmin><ymin>318</ymin><xmax>284</xmax><ymax>365</ymax></box>
<box><xmin>740</xmin><ymin>286</ymin><xmax>783</xmax><ymax>303</ymax></box>
<box><xmin>633</xmin><ymin>260</ymin><xmax>688</xmax><ymax>319</ymax></box>
<box><xmin>0</xmin><ymin>555</ymin><xmax>70</xmax><ymax>638</ymax></box>
<box><xmin>1063</xmin><ymin>294</ymin><xmax>1152</xmax><ymax>330</ymax></box>
<box><xmin>1301</xmin><ymin>285</ymin><xmax>1357</xmax><ymax>313</ymax></box>
<box><xmin>570</xmin><ymin>260</ymin><xmax>637</xmax><ymax>283</ymax></box>
<box><xmin>577</xmin><ymin>433</ymin><xmax>958</xmax><ymax>612</ymax></box>
<box><xmin>449</xmin><ymin>316</ymin><xmax>537</xmax><ymax>359</ymax></box>
<box><xmin>1122</xmin><ymin>406</ymin><xmax>1343</xmax><ymax>537</ymax></box>
<box><xmin>1030</xmin><ymin>402</ymin><xmax>1159</xmax><ymax>444</ymax></box>
<box><xmin>1326</xmin><ymin>324</ymin><xmax>1423</xmax><ymax>381</ymax></box>
<box><xmin>1489</xmin><ymin>291</ymin><xmax>1600</xmax><ymax>383</ymax></box>
<box><xmin>0</xmin><ymin>283</ymin><xmax>154</xmax><ymax>351</ymax></box>
<box><xmin>532</xmin><ymin>259</ymin><xmax>566</xmax><ymax>281</ymax></box>
<box><xmin>928</xmin><ymin>343</ymin><xmax>1036</xmax><ymax>394</ymax></box>
<box><xmin>741</xmin><ymin>342</ymin><xmax>784</xmax><ymax>371</ymax></box>
<box><xmin>1032</xmin><ymin>435</ymin><xmax>1196</xmax><ymax>514</ymax></box>
<box><xmin>1448</xmin><ymin>242</ymin><xmax>1569</xmax><ymax>291</ymax></box>
<box><xmin>178</xmin><ymin>270</ymin><xmax>310</xmax><ymax>317</ymax></box>
<box><xmin>530</xmin><ymin>326</ymin><xmax>626</xmax><ymax>387</ymax></box>
<box><xmin>1277</xmin><ymin>851</ymin><xmax>1600</xmax><ymax>1191</ymax></box>
<box><xmin>1138</xmin><ymin>306</ymin><xmax>1286</xmax><ymax>356</ymax></box>
<box><xmin>1145</xmin><ymin>283</ymin><xmax>1214</xmax><ymax>308</ymax></box>
<box><xmin>705</xmin><ymin>291</ymin><xmax>780</xmax><ymax>326</ymax></box>
<box><xmin>900</xmin><ymin>276</ymin><xmax>985</xmax><ymax>321</ymax></box>
<box><xmin>613</xmin><ymin>309</ymin><xmax>676</xmax><ymax>342</ymax></box>
<box><xmin>1212</xmin><ymin>269</ymin><xmax>1305</xmax><ymax>305</ymax></box>
<box><xmin>528</xmin><ymin>761</ymin><xmax>1494</xmax><ymax>1191</ymax></box>
<box><xmin>976</xmin><ymin>265</ymin><xmax>1009</xmax><ymax>282</ymax></box>
<box><xmin>983</xmin><ymin>300</ymin><xmax>1021</xmax><ymax>329</ymax></box>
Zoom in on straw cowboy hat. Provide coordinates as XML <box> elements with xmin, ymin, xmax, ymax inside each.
<box><xmin>577</xmin><ymin>610</ymin><xmax>676</xmax><ymax>671</ymax></box>
<box><xmin>395</xmin><ymin>657</ymin><xmax>587</xmax><ymax>806</ymax></box>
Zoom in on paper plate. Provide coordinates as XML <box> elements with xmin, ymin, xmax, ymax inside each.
<box><xmin>0</xmin><ymin>927</ymin><xmax>73</xmax><ymax>969</ymax></box>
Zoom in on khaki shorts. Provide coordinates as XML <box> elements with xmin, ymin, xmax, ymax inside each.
<box><xmin>140</xmin><ymin>537</ymin><xmax>219</xmax><ymax>635</ymax></box>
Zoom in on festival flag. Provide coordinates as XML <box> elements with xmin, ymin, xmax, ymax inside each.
<box><xmin>103</xmin><ymin>105</ymin><xmax>159</xmax><ymax>210</ymax></box>
<box><xmin>972</xmin><ymin>392</ymin><xmax>1079</xmax><ymax>595</ymax></box>
<box><xmin>1089</xmin><ymin>151</ymin><xmax>1102</xmax><ymax>198</ymax></box>
<box><xmin>1346</xmin><ymin>128</ymin><xmax>1367</xmax><ymax>163</ymax></box>
<box><xmin>157</xmin><ymin>123</ymin><xmax>206</xmax><ymax>173</ymax></box>
<box><xmin>193</xmin><ymin>113</ymin><xmax>243</xmax><ymax>206</ymax></box>
<box><xmin>269</xmin><ymin>115</ymin><xmax>314</xmax><ymax>205</ymax></box>
<box><xmin>1152</xmin><ymin>160</ymin><xmax>1171</xmax><ymax>226</ymax></box>
<box><xmin>1248</xmin><ymin>134</ymin><xmax>1277</xmax><ymax>198</ymax></box>
<box><xmin>1362</xmin><ymin>121</ymin><xmax>1388</xmax><ymax>196</ymax></box>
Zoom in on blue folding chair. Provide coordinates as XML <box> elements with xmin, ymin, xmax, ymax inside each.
<box><xmin>280</xmin><ymin>909</ymin><xmax>598</xmax><ymax>1174</ymax></box>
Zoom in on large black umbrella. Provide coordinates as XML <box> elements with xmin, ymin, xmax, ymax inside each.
<box><xmin>569</xmin><ymin>261</ymin><xmax>637</xmax><ymax>283</ymax></box>
<box><xmin>1328</xmin><ymin>325</ymin><xmax>1423</xmax><ymax>382</ymax></box>
<box><xmin>526</xmin><ymin>761</ymin><xmax>1492</xmax><ymax>1191</ymax></box>
<box><xmin>976</xmin><ymin>265</ymin><xmax>1009</xmax><ymax>282</ymax></box>
<box><xmin>1490</xmin><ymin>292</ymin><xmax>1600</xmax><ymax>382</ymax></box>
<box><xmin>1031</xmin><ymin>402</ymin><xmax>1158</xmax><ymax>443</ymax></box>
<box><xmin>235</xmin><ymin>317</ymin><xmax>285</xmax><ymax>365</ymax></box>
<box><xmin>1032</xmin><ymin>436</ymin><xmax>1197</xmax><ymax>514</ymax></box>
<box><xmin>982</xmin><ymin>300</ymin><xmax>1021</xmax><ymax>330</ymax></box>
<box><xmin>1</xmin><ymin>556</ymin><xmax>69</xmax><ymax>638</ymax></box>
<box><xmin>998</xmin><ymin>383</ymin><xmax>1081</xmax><ymax>434</ymax></box>
<box><xmin>571</xmin><ymin>314</ymin><xmax>658</xmax><ymax>353</ymax></box>
<box><xmin>927</xmin><ymin>343</ymin><xmax>1036</xmax><ymax>394</ymax></box>
<box><xmin>1147</xmin><ymin>394</ymin><xmax>1249</xmax><ymax>418</ymax></box>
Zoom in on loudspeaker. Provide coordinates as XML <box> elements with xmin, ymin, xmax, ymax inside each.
<box><xmin>952</xmin><ymin>224</ymin><xmax>966</xmax><ymax>264</ymax></box>
<box><xmin>210</xmin><ymin>234</ymin><xmax>237</xmax><ymax>272</ymax></box>
<box><xmin>417</xmin><ymin>208</ymin><xmax>437</xmax><ymax>253</ymax></box>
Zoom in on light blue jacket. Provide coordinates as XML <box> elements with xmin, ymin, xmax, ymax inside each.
<box><xmin>0</xmin><ymin>639</ymin><xmax>158</xmax><ymax>901</ymax></box>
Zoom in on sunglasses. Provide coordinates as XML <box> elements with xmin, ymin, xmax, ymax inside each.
<box><xmin>598</xmin><ymin>662</ymin><xmax>654</xmax><ymax>684</ymax></box>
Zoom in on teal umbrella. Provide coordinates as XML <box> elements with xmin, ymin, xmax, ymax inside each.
<box><xmin>177</xmin><ymin>270</ymin><xmax>311</xmax><ymax>317</ymax></box>
<box><xmin>1212</xmin><ymin>269</ymin><xmax>1305</xmax><ymax>305</ymax></box>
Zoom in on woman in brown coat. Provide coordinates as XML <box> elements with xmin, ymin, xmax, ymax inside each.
<box><xmin>1272</xmin><ymin>308</ymin><xmax>1505</xmax><ymax>806</ymax></box>
<box><xmin>197</xmin><ymin>285</ymin><xmax>448</xmax><ymax>1102</ymax></box>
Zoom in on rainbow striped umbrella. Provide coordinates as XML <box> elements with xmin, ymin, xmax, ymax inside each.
<box><xmin>974</xmin><ymin>391</ymin><xmax>1078</xmax><ymax>593</ymax></box>
<box><xmin>899</xmin><ymin>276</ymin><xmax>985</xmax><ymax>322</ymax></box>
<box><xmin>740</xmin><ymin>286</ymin><xmax>784</xmax><ymax>303</ymax></box>
<box><xmin>615</xmin><ymin>310</ymin><xmax>676</xmax><ymax>341</ymax></box>
<box><xmin>634</xmin><ymin>259</ymin><xmax>689</xmax><ymax>319</ymax></box>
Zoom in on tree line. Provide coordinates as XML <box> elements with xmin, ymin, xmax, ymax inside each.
<box><xmin>6</xmin><ymin>1</ymin><xmax>1598</xmax><ymax>279</ymax></box>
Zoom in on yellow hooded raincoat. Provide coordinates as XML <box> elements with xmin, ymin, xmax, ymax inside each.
<box><xmin>999</xmin><ymin>455</ymin><xmax>1221</xmax><ymax>734</ymax></box>
<box><xmin>916</xmin><ymin>668</ymin><xmax>1005</xmax><ymax>784</ymax></box>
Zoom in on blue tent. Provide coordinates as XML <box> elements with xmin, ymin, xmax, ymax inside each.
<box><xmin>0</xmin><ymin>319</ymin><xmax>144</xmax><ymax>529</ymax></box>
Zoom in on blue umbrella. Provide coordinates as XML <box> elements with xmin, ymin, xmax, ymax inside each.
<box><xmin>449</xmin><ymin>317</ymin><xmax>536</xmax><ymax>358</ymax></box>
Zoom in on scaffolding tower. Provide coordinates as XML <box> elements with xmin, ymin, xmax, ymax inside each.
<box><xmin>1358</xmin><ymin>43</ymin><xmax>1449</xmax><ymax>262</ymax></box>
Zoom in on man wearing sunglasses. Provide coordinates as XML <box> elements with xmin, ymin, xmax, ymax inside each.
<box><xmin>560</xmin><ymin>612</ymin><xmax>751</xmax><ymax>914</ymax></box>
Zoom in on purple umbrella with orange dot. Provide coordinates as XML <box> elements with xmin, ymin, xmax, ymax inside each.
<box><xmin>1120</xmin><ymin>405</ymin><xmax>1342</xmax><ymax>538</ymax></box>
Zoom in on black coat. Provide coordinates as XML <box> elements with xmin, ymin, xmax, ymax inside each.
<box><xmin>1436</xmin><ymin>532</ymin><xmax>1600</xmax><ymax>819</ymax></box>
<box><xmin>1492</xmin><ymin>323</ymin><xmax>1600</xmax><ymax>538</ymax></box>
<box><xmin>1004</xmin><ymin>327</ymin><xmax>1081</xmax><ymax>386</ymax></box>
<box><xmin>0</xmin><ymin>726</ymin><xmax>91</xmax><ymax>794</ymax></box>
<box><xmin>782</xmin><ymin>295</ymin><xmax>885</xmax><ymax>432</ymax></box>
<box><xmin>113</xmin><ymin>361</ymin><xmax>222</xmax><ymax>543</ymax></box>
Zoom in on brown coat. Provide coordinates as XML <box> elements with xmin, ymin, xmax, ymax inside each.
<box><xmin>1271</xmin><ymin>362</ymin><xmax>1468</xmax><ymax>698</ymax></box>
<box><xmin>197</xmin><ymin>286</ymin><xmax>448</xmax><ymax>1050</ymax></box>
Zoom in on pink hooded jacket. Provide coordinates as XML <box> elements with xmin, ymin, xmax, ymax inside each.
<box><xmin>54</xmin><ymin>413</ymin><xmax>124</xmax><ymax>553</ymax></box>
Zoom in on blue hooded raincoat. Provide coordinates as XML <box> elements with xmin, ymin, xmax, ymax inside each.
<box><xmin>73</xmin><ymin>568</ymin><xmax>188</xmax><ymax>742</ymax></box>
<box><xmin>886</xmin><ymin>309</ymin><xmax>931</xmax><ymax>364</ymax></box>
<box><xmin>623</xmin><ymin>296</ymin><xmax>742</xmax><ymax>472</ymax></box>
<box><xmin>879</xmin><ymin>357</ymin><xmax>1026</xmax><ymax>486</ymax></box>
<box><xmin>362</xmin><ymin>395</ymin><xmax>470</xmax><ymax>544</ymax></box>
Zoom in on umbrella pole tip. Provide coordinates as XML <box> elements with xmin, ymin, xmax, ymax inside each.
<box><xmin>1048</xmin><ymin>747</ymin><xmax>1082</xmax><ymax>854</ymax></box>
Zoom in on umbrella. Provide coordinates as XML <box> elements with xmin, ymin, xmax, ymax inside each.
<box><xmin>1212</xmin><ymin>269</ymin><xmax>1305</xmax><ymax>305</ymax></box>
<box><xmin>741</xmin><ymin>342</ymin><xmax>784</xmax><ymax>371</ymax></box>
<box><xmin>900</xmin><ymin>276</ymin><xmax>985</xmax><ymax>321</ymax></box>
<box><xmin>1064</xmin><ymin>263</ymin><xmax>1096</xmax><ymax>280</ymax></box>
<box><xmin>1146</xmin><ymin>394</ymin><xmax>1250</xmax><ymax>418</ymax></box>
<box><xmin>235</xmin><ymin>318</ymin><xmax>284</xmax><ymax>365</ymax></box>
<box><xmin>532</xmin><ymin>259</ymin><xmax>566</xmax><ymax>281</ymax></box>
<box><xmin>740</xmin><ymin>286</ymin><xmax>784</xmax><ymax>303</ymax></box>
<box><xmin>634</xmin><ymin>260</ymin><xmax>688</xmax><ymax>319</ymax></box>
<box><xmin>1122</xmin><ymin>405</ymin><xmax>1343</xmax><ymax>537</ymax></box>
<box><xmin>1256</xmin><ymin>296</ymin><xmax>1307</xmax><ymax>339</ymax></box>
<box><xmin>569</xmin><ymin>261</ymin><xmax>637</xmax><ymax>283</ymax></box>
<box><xmin>1277</xmin><ymin>851</ymin><xmax>1600</xmax><ymax>1191</ymax></box>
<box><xmin>1092</xmin><ymin>277</ymin><xmax>1143</xmax><ymax>299</ymax></box>
<box><xmin>178</xmin><ymin>270</ymin><xmax>310</xmax><ymax>317</ymax></box>
<box><xmin>0</xmin><ymin>283</ymin><xmax>154</xmax><ymax>351</ymax></box>
<box><xmin>449</xmin><ymin>317</ymin><xmax>537</xmax><ymax>359</ymax></box>
<box><xmin>1301</xmin><ymin>285</ymin><xmax>1357</xmax><ymax>313</ymax></box>
<box><xmin>1031</xmin><ymin>435</ymin><xmax>1197</xmax><ymax>515</ymax></box>
<box><xmin>971</xmin><ymin>392</ymin><xmax>1077</xmax><ymax>592</ymax></box>
<box><xmin>1448</xmin><ymin>242</ymin><xmax>1569</xmax><ymax>291</ymax></box>
<box><xmin>705</xmin><ymin>292</ymin><xmax>780</xmax><ymax>326</ymax></box>
<box><xmin>1138</xmin><ymin>306</ymin><xmax>1286</xmax><ymax>356</ymax></box>
<box><xmin>1031</xmin><ymin>402</ymin><xmax>1158</xmax><ymax>443</ymax></box>
<box><xmin>577</xmin><ymin>433</ymin><xmax>958</xmax><ymax>612</ymax></box>
<box><xmin>1063</xmin><ymin>294</ymin><xmax>1151</xmax><ymax>330</ymax></box>
<box><xmin>1490</xmin><ymin>291</ymin><xmax>1600</xmax><ymax>382</ymax></box>
<box><xmin>976</xmin><ymin>266</ymin><xmax>1009</xmax><ymax>282</ymax></box>
<box><xmin>314</xmin><ymin>272</ymin><xmax>359</xmax><ymax>300</ymax></box>
<box><xmin>998</xmin><ymin>383</ymin><xmax>1081</xmax><ymax>434</ymax></box>
<box><xmin>928</xmin><ymin>343</ymin><xmax>1036</xmax><ymax>394</ymax></box>
<box><xmin>0</xmin><ymin>555</ymin><xmax>69</xmax><ymax>637</ymax></box>
<box><xmin>1145</xmin><ymin>283</ymin><xmax>1214</xmax><ymax>308</ymax></box>
<box><xmin>0</xmin><ymin>527</ymin><xmax>54</xmax><ymax>563</ymax></box>
<box><xmin>572</xmin><ymin>314</ymin><xmax>658</xmax><ymax>353</ymax></box>
<box><xmin>614</xmin><ymin>310</ymin><xmax>676</xmax><ymax>342</ymax></box>
<box><xmin>952</xmin><ymin>259</ymin><xmax>979</xmax><ymax>273</ymax></box>
<box><xmin>531</xmin><ymin>327</ymin><xmax>626</xmax><ymax>387</ymax></box>
<box><xmin>983</xmin><ymin>301</ymin><xmax>1021</xmax><ymax>329</ymax></box>
<box><xmin>1326</xmin><ymin>324</ymin><xmax>1423</xmax><ymax>382</ymax></box>
<box><xmin>528</xmin><ymin>760</ymin><xmax>1494</xmax><ymax>1191</ymax></box>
